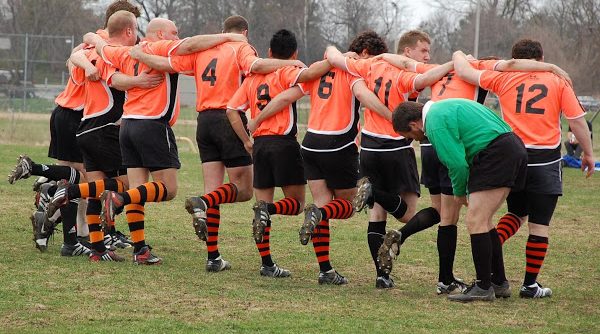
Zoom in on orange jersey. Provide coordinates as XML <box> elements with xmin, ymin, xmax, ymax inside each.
<box><xmin>169</xmin><ymin>41</ymin><xmax>259</xmax><ymax>112</ymax></box>
<box><xmin>55</xmin><ymin>77</ymin><xmax>85</xmax><ymax>111</ymax></box>
<box><xmin>228</xmin><ymin>66</ymin><xmax>305</xmax><ymax>137</ymax></box>
<box><xmin>479</xmin><ymin>71</ymin><xmax>584</xmax><ymax>150</ymax></box>
<box><xmin>72</xmin><ymin>49</ymin><xmax>120</xmax><ymax>121</ymax></box>
<box><xmin>418</xmin><ymin>60</ymin><xmax>499</xmax><ymax>102</ymax></box>
<box><xmin>345</xmin><ymin>57</ymin><xmax>418</xmax><ymax>148</ymax></box>
<box><xmin>100</xmin><ymin>39</ymin><xmax>185</xmax><ymax>125</ymax></box>
<box><xmin>298</xmin><ymin>68</ymin><xmax>362</xmax><ymax>151</ymax></box>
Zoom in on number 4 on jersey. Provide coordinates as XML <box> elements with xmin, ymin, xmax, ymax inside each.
<box><xmin>202</xmin><ymin>58</ymin><xmax>218</xmax><ymax>86</ymax></box>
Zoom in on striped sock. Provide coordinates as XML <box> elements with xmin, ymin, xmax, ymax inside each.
<box><xmin>312</xmin><ymin>220</ymin><xmax>332</xmax><ymax>272</ymax></box>
<box><xmin>68</xmin><ymin>178</ymin><xmax>124</xmax><ymax>199</ymax></box>
<box><xmin>496</xmin><ymin>213</ymin><xmax>522</xmax><ymax>244</ymax></box>
<box><xmin>121</xmin><ymin>182</ymin><xmax>168</xmax><ymax>205</ymax></box>
<box><xmin>200</xmin><ymin>183</ymin><xmax>238</xmax><ymax>208</ymax></box>
<box><xmin>126</xmin><ymin>204</ymin><xmax>145</xmax><ymax>252</ymax></box>
<box><xmin>524</xmin><ymin>235</ymin><xmax>549</xmax><ymax>286</ymax></box>
<box><xmin>267</xmin><ymin>198</ymin><xmax>301</xmax><ymax>216</ymax></box>
<box><xmin>255</xmin><ymin>220</ymin><xmax>274</xmax><ymax>266</ymax></box>
<box><xmin>87</xmin><ymin>199</ymin><xmax>106</xmax><ymax>253</ymax></box>
<box><xmin>320</xmin><ymin>199</ymin><xmax>354</xmax><ymax>220</ymax></box>
<box><xmin>206</xmin><ymin>206</ymin><xmax>221</xmax><ymax>260</ymax></box>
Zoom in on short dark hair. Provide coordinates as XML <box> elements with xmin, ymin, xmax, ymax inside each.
<box><xmin>270</xmin><ymin>29</ymin><xmax>297</xmax><ymax>59</ymax></box>
<box><xmin>511</xmin><ymin>39</ymin><xmax>543</xmax><ymax>60</ymax></box>
<box><xmin>104</xmin><ymin>0</ymin><xmax>140</xmax><ymax>28</ymax></box>
<box><xmin>397</xmin><ymin>30</ymin><xmax>430</xmax><ymax>53</ymax></box>
<box><xmin>348</xmin><ymin>30</ymin><xmax>388</xmax><ymax>56</ymax></box>
<box><xmin>392</xmin><ymin>101</ymin><xmax>424</xmax><ymax>133</ymax></box>
<box><xmin>223</xmin><ymin>15</ymin><xmax>249</xmax><ymax>33</ymax></box>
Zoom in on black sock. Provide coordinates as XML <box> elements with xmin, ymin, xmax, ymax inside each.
<box><xmin>367</xmin><ymin>221</ymin><xmax>387</xmax><ymax>278</ymax></box>
<box><xmin>399</xmin><ymin>207</ymin><xmax>440</xmax><ymax>244</ymax></box>
<box><xmin>371</xmin><ymin>188</ymin><xmax>407</xmax><ymax>219</ymax></box>
<box><xmin>489</xmin><ymin>229</ymin><xmax>507</xmax><ymax>284</ymax></box>
<box><xmin>31</xmin><ymin>164</ymin><xmax>80</xmax><ymax>183</ymax></box>
<box><xmin>470</xmin><ymin>232</ymin><xmax>492</xmax><ymax>290</ymax></box>
<box><xmin>60</xmin><ymin>200</ymin><xmax>79</xmax><ymax>245</ymax></box>
<box><xmin>437</xmin><ymin>225</ymin><xmax>458</xmax><ymax>284</ymax></box>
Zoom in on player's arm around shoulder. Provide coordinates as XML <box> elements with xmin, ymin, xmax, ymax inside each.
<box><xmin>452</xmin><ymin>50</ymin><xmax>481</xmax><ymax>86</ymax></box>
<box><xmin>296</xmin><ymin>59</ymin><xmax>331</xmax><ymax>83</ymax></box>
<box><xmin>129</xmin><ymin>44</ymin><xmax>174</xmax><ymax>73</ymax></box>
<box><xmin>174</xmin><ymin>33</ymin><xmax>247</xmax><ymax>56</ymax></box>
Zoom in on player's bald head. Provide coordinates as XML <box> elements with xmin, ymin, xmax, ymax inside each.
<box><xmin>146</xmin><ymin>18</ymin><xmax>179</xmax><ymax>41</ymax></box>
<box><xmin>107</xmin><ymin>10</ymin><xmax>137</xmax><ymax>38</ymax></box>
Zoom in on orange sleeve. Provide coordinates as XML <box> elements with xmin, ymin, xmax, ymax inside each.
<box><xmin>396</xmin><ymin>71</ymin><xmax>419</xmax><ymax>93</ymax></box>
<box><xmin>297</xmin><ymin>78</ymin><xmax>315</xmax><ymax>95</ymax></box>
<box><xmin>100</xmin><ymin>45</ymin><xmax>129</xmax><ymax>69</ymax></box>
<box><xmin>236</xmin><ymin>43</ymin><xmax>259</xmax><ymax>75</ymax></box>
<box><xmin>278</xmin><ymin>66</ymin><xmax>305</xmax><ymax>88</ymax></box>
<box><xmin>415</xmin><ymin>63</ymin><xmax>438</xmax><ymax>74</ymax></box>
<box><xmin>227</xmin><ymin>79</ymin><xmax>251</xmax><ymax>111</ymax></box>
<box><xmin>70</xmin><ymin>66</ymin><xmax>85</xmax><ymax>86</ymax></box>
<box><xmin>169</xmin><ymin>54</ymin><xmax>196</xmax><ymax>74</ymax></box>
<box><xmin>478</xmin><ymin>70</ymin><xmax>509</xmax><ymax>93</ymax></box>
<box><xmin>146</xmin><ymin>39</ymin><xmax>185</xmax><ymax>57</ymax></box>
<box><xmin>561</xmin><ymin>81</ymin><xmax>586</xmax><ymax>119</ymax></box>
<box><xmin>345</xmin><ymin>58</ymin><xmax>371</xmax><ymax>79</ymax></box>
<box><xmin>97</xmin><ymin>59</ymin><xmax>117</xmax><ymax>84</ymax></box>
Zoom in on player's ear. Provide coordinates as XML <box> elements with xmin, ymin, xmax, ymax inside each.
<box><xmin>292</xmin><ymin>50</ymin><xmax>298</xmax><ymax>60</ymax></box>
<box><xmin>267</xmin><ymin>48</ymin><xmax>272</xmax><ymax>58</ymax></box>
<box><xmin>243</xmin><ymin>30</ymin><xmax>249</xmax><ymax>37</ymax></box>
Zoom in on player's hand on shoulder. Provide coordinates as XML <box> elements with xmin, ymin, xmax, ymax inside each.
<box><xmin>136</xmin><ymin>70</ymin><xmax>164</xmax><ymax>88</ymax></box>
<box><xmin>129</xmin><ymin>45</ymin><xmax>144</xmax><ymax>60</ymax></box>
<box><xmin>551</xmin><ymin>64</ymin><xmax>572</xmax><ymax>86</ymax></box>
<box><xmin>85</xmin><ymin>66</ymin><xmax>100</xmax><ymax>82</ymax></box>
<box><xmin>343</xmin><ymin>51</ymin><xmax>360</xmax><ymax>59</ymax></box>
<box><xmin>290</xmin><ymin>60</ymin><xmax>307</xmax><ymax>68</ymax></box>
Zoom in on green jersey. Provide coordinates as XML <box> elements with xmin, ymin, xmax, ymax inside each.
<box><xmin>424</xmin><ymin>98</ymin><xmax>512</xmax><ymax>196</ymax></box>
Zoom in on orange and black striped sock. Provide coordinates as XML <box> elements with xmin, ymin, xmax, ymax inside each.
<box><xmin>121</xmin><ymin>182</ymin><xmax>168</xmax><ymax>205</ymax></box>
<box><xmin>267</xmin><ymin>198</ymin><xmax>301</xmax><ymax>216</ymax></box>
<box><xmin>87</xmin><ymin>199</ymin><xmax>106</xmax><ymax>253</ymax></box>
<box><xmin>255</xmin><ymin>220</ymin><xmax>274</xmax><ymax>267</ymax></box>
<box><xmin>496</xmin><ymin>213</ymin><xmax>522</xmax><ymax>244</ymax></box>
<box><xmin>68</xmin><ymin>178</ymin><xmax>125</xmax><ymax>199</ymax></box>
<box><xmin>206</xmin><ymin>206</ymin><xmax>221</xmax><ymax>260</ymax></box>
<box><xmin>125</xmin><ymin>204</ymin><xmax>145</xmax><ymax>252</ymax></box>
<box><xmin>200</xmin><ymin>183</ymin><xmax>238</xmax><ymax>208</ymax></box>
<box><xmin>312</xmin><ymin>220</ymin><xmax>332</xmax><ymax>272</ymax></box>
<box><xmin>524</xmin><ymin>235</ymin><xmax>548</xmax><ymax>286</ymax></box>
<box><xmin>320</xmin><ymin>199</ymin><xmax>354</xmax><ymax>220</ymax></box>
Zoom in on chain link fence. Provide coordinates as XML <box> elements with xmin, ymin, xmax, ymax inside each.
<box><xmin>0</xmin><ymin>33</ymin><xmax>76</xmax><ymax>113</ymax></box>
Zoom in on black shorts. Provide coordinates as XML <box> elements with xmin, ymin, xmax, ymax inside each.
<box><xmin>253</xmin><ymin>136</ymin><xmax>306</xmax><ymax>189</ymax></box>
<box><xmin>76</xmin><ymin>125</ymin><xmax>125</xmax><ymax>176</ymax></box>
<box><xmin>48</xmin><ymin>105</ymin><xmax>83</xmax><ymax>163</ymax></box>
<box><xmin>506</xmin><ymin>191</ymin><xmax>558</xmax><ymax>226</ymax></box>
<box><xmin>468</xmin><ymin>133</ymin><xmax>527</xmax><ymax>194</ymax></box>
<box><xmin>119</xmin><ymin>119</ymin><xmax>180</xmax><ymax>171</ymax></box>
<box><xmin>196</xmin><ymin>109</ymin><xmax>252</xmax><ymax>168</ymax></box>
<box><xmin>301</xmin><ymin>144</ymin><xmax>359</xmax><ymax>190</ymax></box>
<box><xmin>420</xmin><ymin>144</ymin><xmax>453</xmax><ymax>195</ymax></box>
<box><xmin>359</xmin><ymin>148</ymin><xmax>420</xmax><ymax>195</ymax></box>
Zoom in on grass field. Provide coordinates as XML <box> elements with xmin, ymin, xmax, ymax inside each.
<box><xmin>1</xmin><ymin>112</ymin><xmax>599</xmax><ymax>333</ymax></box>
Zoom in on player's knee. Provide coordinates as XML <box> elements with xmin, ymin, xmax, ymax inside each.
<box><xmin>236</xmin><ymin>187</ymin><xmax>253</xmax><ymax>202</ymax></box>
